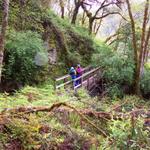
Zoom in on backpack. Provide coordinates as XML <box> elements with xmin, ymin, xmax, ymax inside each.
<box><xmin>69</xmin><ymin>68</ymin><xmax>75</xmax><ymax>75</ymax></box>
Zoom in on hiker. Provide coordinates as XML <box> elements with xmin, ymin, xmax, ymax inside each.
<box><xmin>76</xmin><ymin>64</ymin><xmax>83</xmax><ymax>85</ymax></box>
<box><xmin>69</xmin><ymin>67</ymin><xmax>77</xmax><ymax>86</ymax></box>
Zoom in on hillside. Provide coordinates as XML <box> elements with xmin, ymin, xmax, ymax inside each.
<box><xmin>0</xmin><ymin>0</ymin><xmax>150</xmax><ymax>149</ymax></box>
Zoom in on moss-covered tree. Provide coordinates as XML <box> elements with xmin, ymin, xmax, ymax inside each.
<box><xmin>126</xmin><ymin>0</ymin><xmax>150</xmax><ymax>95</ymax></box>
<box><xmin>0</xmin><ymin>0</ymin><xmax>9</xmax><ymax>83</ymax></box>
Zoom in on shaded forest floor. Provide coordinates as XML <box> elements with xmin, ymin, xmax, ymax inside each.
<box><xmin>0</xmin><ymin>82</ymin><xmax>150</xmax><ymax>150</ymax></box>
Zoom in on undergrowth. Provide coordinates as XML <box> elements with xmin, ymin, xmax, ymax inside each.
<box><xmin>0</xmin><ymin>84</ymin><xmax>149</xmax><ymax>149</ymax></box>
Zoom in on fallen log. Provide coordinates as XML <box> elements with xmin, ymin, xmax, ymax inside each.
<box><xmin>0</xmin><ymin>102</ymin><xmax>109</xmax><ymax>138</ymax></box>
<box><xmin>1</xmin><ymin>103</ymin><xmax>149</xmax><ymax>121</ymax></box>
<box><xmin>0</xmin><ymin>102</ymin><xmax>149</xmax><ymax>137</ymax></box>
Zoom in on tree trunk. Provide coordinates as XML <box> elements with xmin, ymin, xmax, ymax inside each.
<box><xmin>81</xmin><ymin>11</ymin><xmax>86</xmax><ymax>25</ymax></box>
<box><xmin>138</xmin><ymin>0</ymin><xmax>149</xmax><ymax>75</ymax></box>
<box><xmin>71</xmin><ymin>2</ymin><xmax>80</xmax><ymax>24</ymax></box>
<box><xmin>95</xmin><ymin>19</ymin><xmax>102</xmax><ymax>36</ymax></box>
<box><xmin>126</xmin><ymin>0</ymin><xmax>139</xmax><ymax>95</ymax></box>
<box><xmin>61</xmin><ymin>7</ymin><xmax>65</xmax><ymax>19</ymax></box>
<box><xmin>143</xmin><ymin>26</ymin><xmax>150</xmax><ymax>63</ymax></box>
<box><xmin>89</xmin><ymin>18</ymin><xmax>94</xmax><ymax>35</ymax></box>
<box><xmin>19</xmin><ymin>0</ymin><xmax>25</xmax><ymax>30</ymax></box>
<box><xmin>59</xmin><ymin>0</ymin><xmax>65</xmax><ymax>19</ymax></box>
<box><xmin>126</xmin><ymin>0</ymin><xmax>150</xmax><ymax>96</ymax></box>
<box><xmin>0</xmin><ymin>0</ymin><xmax>10</xmax><ymax>83</ymax></box>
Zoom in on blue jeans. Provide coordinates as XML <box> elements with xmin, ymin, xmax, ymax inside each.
<box><xmin>71</xmin><ymin>75</ymin><xmax>77</xmax><ymax>86</ymax></box>
<box><xmin>76</xmin><ymin>74</ymin><xmax>81</xmax><ymax>85</ymax></box>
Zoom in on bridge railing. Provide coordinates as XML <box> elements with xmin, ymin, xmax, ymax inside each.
<box><xmin>55</xmin><ymin>66</ymin><xmax>92</xmax><ymax>89</ymax></box>
<box><xmin>73</xmin><ymin>67</ymin><xmax>100</xmax><ymax>90</ymax></box>
<box><xmin>55</xmin><ymin>67</ymin><xmax>100</xmax><ymax>90</ymax></box>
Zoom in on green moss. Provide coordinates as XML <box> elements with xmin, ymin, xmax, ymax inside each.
<box><xmin>42</xmin><ymin>10</ymin><xmax>95</xmax><ymax>66</ymax></box>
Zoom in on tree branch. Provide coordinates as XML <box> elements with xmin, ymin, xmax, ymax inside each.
<box><xmin>95</xmin><ymin>12</ymin><xmax>126</xmax><ymax>21</ymax></box>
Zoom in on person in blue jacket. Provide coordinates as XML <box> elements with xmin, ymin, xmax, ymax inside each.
<box><xmin>69</xmin><ymin>67</ymin><xmax>77</xmax><ymax>86</ymax></box>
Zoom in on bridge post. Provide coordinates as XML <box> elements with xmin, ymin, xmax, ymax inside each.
<box><xmin>72</xmin><ymin>79</ymin><xmax>76</xmax><ymax>90</ymax></box>
<box><xmin>54</xmin><ymin>79</ymin><xmax>56</xmax><ymax>91</ymax></box>
<box><xmin>64</xmin><ymin>78</ymin><xmax>67</xmax><ymax>89</ymax></box>
<box><xmin>87</xmin><ymin>78</ymin><xmax>90</xmax><ymax>90</ymax></box>
<box><xmin>81</xmin><ymin>75</ymin><xmax>83</xmax><ymax>88</ymax></box>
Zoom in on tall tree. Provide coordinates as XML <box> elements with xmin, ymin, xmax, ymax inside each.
<box><xmin>0</xmin><ymin>0</ymin><xmax>10</xmax><ymax>83</ymax></box>
<box><xmin>81</xmin><ymin>0</ymin><xmax>124</xmax><ymax>34</ymax></box>
<box><xmin>59</xmin><ymin>0</ymin><xmax>65</xmax><ymax>19</ymax></box>
<box><xmin>71</xmin><ymin>0</ymin><xmax>84</xmax><ymax>24</ymax></box>
<box><xmin>126</xmin><ymin>0</ymin><xmax>150</xmax><ymax>95</ymax></box>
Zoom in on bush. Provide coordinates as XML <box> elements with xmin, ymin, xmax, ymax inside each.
<box><xmin>107</xmin><ymin>84</ymin><xmax>124</xmax><ymax>99</ymax></box>
<box><xmin>3</xmin><ymin>30</ymin><xmax>48</xmax><ymax>85</ymax></box>
<box><xmin>92</xmin><ymin>42</ymin><xmax>134</xmax><ymax>85</ymax></box>
<box><xmin>100</xmin><ymin>118</ymin><xmax>150</xmax><ymax>149</ymax></box>
<box><xmin>140</xmin><ymin>67</ymin><xmax>150</xmax><ymax>97</ymax></box>
<box><xmin>68</xmin><ymin>51</ymin><xmax>82</xmax><ymax>66</ymax></box>
<box><xmin>92</xmin><ymin>41</ymin><xmax>134</xmax><ymax>98</ymax></box>
<box><xmin>6</xmin><ymin>115</ymin><xmax>41</xmax><ymax>149</ymax></box>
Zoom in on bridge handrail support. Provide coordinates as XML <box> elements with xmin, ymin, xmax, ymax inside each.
<box><xmin>55</xmin><ymin>67</ymin><xmax>100</xmax><ymax>90</ymax></box>
<box><xmin>55</xmin><ymin>66</ymin><xmax>92</xmax><ymax>82</ymax></box>
<box><xmin>73</xmin><ymin>67</ymin><xmax>100</xmax><ymax>90</ymax></box>
<box><xmin>55</xmin><ymin>66</ymin><xmax>92</xmax><ymax>89</ymax></box>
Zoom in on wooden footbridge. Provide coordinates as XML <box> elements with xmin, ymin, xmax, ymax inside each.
<box><xmin>55</xmin><ymin>66</ymin><xmax>101</xmax><ymax>91</ymax></box>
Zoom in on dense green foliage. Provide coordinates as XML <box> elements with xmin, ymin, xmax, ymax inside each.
<box><xmin>92</xmin><ymin>42</ymin><xmax>134</xmax><ymax>85</ymax></box>
<box><xmin>43</xmin><ymin>10</ymin><xmax>95</xmax><ymax>66</ymax></box>
<box><xmin>92</xmin><ymin>38</ymin><xmax>150</xmax><ymax>98</ymax></box>
<box><xmin>7</xmin><ymin>0</ymin><xmax>95</xmax><ymax>66</ymax></box>
<box><xmin>2</xmin><ymin>1</ymin><xmax>94</xmax><ymax>90</ymax></box>
<box><xmin>3</xmin><ymin>31</ymin><xmax>48</xmax><ymax>85</ymax></box>
<box><xmin>141</xmin><ymin>67</ymin><xmax>150</xmax><ymax>97</ymax></box>
<box><xmin>102</xmin><ymin>118</ymin><xmax>149</xmax><ymax>149</ymax></box>
<box><xmin>1</xmin><ymin>0</ymin><xmax>149</xmax><ymax>97</ymax></box>
<box><xmin>92</xmin><ymin>41</ymin><xmax>135</xmax><ymax>98</ymax></box>
<box><xmin>1</xmin><ymin>4</ymin><xmax>96</xmax><ymax>88</ymax></box>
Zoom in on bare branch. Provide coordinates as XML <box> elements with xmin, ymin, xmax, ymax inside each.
<box><xmin>95</xmin><ymin>12</ymin><xmax>127</xmax><ymax>21</ymax></box>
